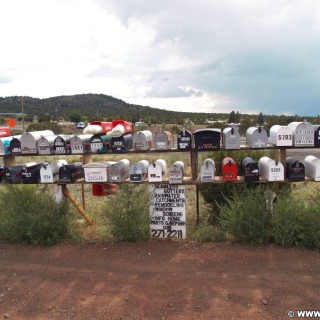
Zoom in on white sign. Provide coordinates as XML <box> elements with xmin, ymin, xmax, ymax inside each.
<box><xmin>148</xmin><ymin>184</ymin><xmax>186</xmax><ymax>239</ymax></box>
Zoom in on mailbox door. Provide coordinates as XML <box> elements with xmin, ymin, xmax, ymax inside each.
<box><xmin>177</xmin><ymin>130</ymin><xmax>192</xmax><ymax>150</ymax></box>
<box><xmin>10</xmin><ymin>138</ymin><xmax>22</xmax><ymax>155</ymax></box>
<box><xmin>4</xmin><ymin>165</ymin><xmax>24</xmax><ymax>184</ymax></box>
<box><xmin>200</xmin><ymin>159</ymin><xmax>215</xmax><ymax>182</ymax></box>
<box><xmin>313</xmin><ymin>125</ymin><xmax>320</xmax><ymax>147</ymax></box>
<box><xmin>148</xmin><ymin>163</ymin><xmax>164</xmax><ymax>182</ymax></box>
<box><xmin>222</xmin><ymin>158</ymin><xmax>238</xmax><ymax>182</ymax></box>
<box><xmin>193</xmin><ymin>129</ymin><xmax>221</xmax><ymax>151</ymax></box>
<box><xmin>111</xmin><ymin>133</ymin><xmax>133</xmax><ymax>153</ymax></box>
<box><xmin>243</xmin><ymin>162</ymin><xmax>259</xmax><ymax>182</ymax></box>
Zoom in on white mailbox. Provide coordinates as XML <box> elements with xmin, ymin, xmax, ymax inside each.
<box><xmin>288</xmin><ymin>120</ymin><xmax>314</xmax><ymax>147</ymax></box>
<box><xmin>107</xmin><ymin>159</ymin><xmax>130</xmax><ymax>182</ymax></box>
<box><xmin>83</xmin><ymin>161</ymin><xmax>116</xmax><ymax>183</ymax></box>
<box><xmin>222</xmin><ymin>127</ymin><xmax>240</xmax><ymax>149</ymax></box>
<box><xmin>258</xmin><ymin>156</ymin><xmax>284</xmax><ymax>181</ymax></box>
<box><xmin>304</xmin><ymin>155</ymin><xmax>320</xmax><ymax>181</ymax></box>
<box><xmin>132</xmin><ymin>130</ymin><xmax>153</xmax><ymax>151</ymax></box>
<box><xmin>40</xmin><ymin>160</ymin><xmax>68</xmax><ymax>183</ymax></box>
<box><xmin>148</xmin><ymin>159</ymin><xmax>167</xmax><ymax>182</ymax></box>
<box><xmin>169</xmin><ymin>161</ymin><xmax>185</xmax><ymax>184</ymax></box>
<box><xmin>246</xmin><ymin>127</ymin><xmax>268</xmax><ymax>148</ymax></box>
<box><xmin>21</xmin><ymin>130</ymin><xmax>54</xmax><ymax>154</ymax></box>
<box><xmin>200</xmin><ymin>158</ymin><xmax>215</xmax><ymax>182</ymax></box>
<box><xmin>269</xmin><ymin>125</ymin><xmax>293</xmax><ymax>147</ymax></box>
<box><xmin>37</xmin><ymin>135</ymin><xmax>57</xmax><ymax>155</ymax></box>
<box><xmin>0</xmin><ymin>136</ymin><xmax>21</xmax><ymax>156</ymax></box>
<box><xmin>70</xmin><ymin>134</ymin><xmax>93</xmax><ymax>154</ymax></box>
<box><xmin>129</xmin><ymin>160</ymin><xmax>150</xmax><ymax>182</ymax></box>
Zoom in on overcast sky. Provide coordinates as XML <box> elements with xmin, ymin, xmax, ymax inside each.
<box><xmin>1</xmin><ymin>0</ymin><xmax>320</xmax><ymax>116</ymax></box>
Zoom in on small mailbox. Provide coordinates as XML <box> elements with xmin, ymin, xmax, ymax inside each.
<box><xmin>269</xmin><ymin>125</ymin><xmax>293</xmax><ymax>147</ymax></box>
<box><xmin>286</xmin><ymin>157</ymin><xmax>305</xmax><ymax>181</ymax></box>
<box><xmin>59</xmin><ymin>162</ymin><xmax>84</xmax><ymax>183</ymax></box>
<box><xmin>37</xmin><ymin>135</ymin><xmax>57</xmax><ymax>155</ymax></box>
<box><xmin>246</xmin><ymin>127</ymin><xmax>268</xmax><ymax>148</ymax></box>
<box><xmin>22</xmin><ymin>162</ymin><xmax>48</xmax><ymax>184</ymax></box>
<box><xmin>148</xmin><ymin>159</ymin><xmax>167</xmax><ymax>182</ymax></box>
<box><xmin>0</xmin><ymin>136</ymin><xmax>20</xmax><ymax>156</ymax></box>
<box><xmin>222</xmin><ymin>157</ymin><xmax>238</xmax><ymax>182</ymax></box>
<box><xmin>54</xmin><ymin>135</ymin><xmax>72</xmax><ymax>154</ymax></box>
<box><xmin>193</xmin><ymin>129</ymin><xmax>221</xmax><ymax>151</ymax></box>
<box><xmin>288</xmin><ymin>120</ymin><xmax>314</xmax><ymax>147</ymax></box>
<box><xmin>222</xmin><ymin>127</ymin><xmax>240</xmax><ymax>149</ymax></box>
<box><xmin>9</xmin><ymin>136</ymin><xmax>22</xmax><ymax>156</ymax></box>
<box><xmin>313</xmin><ymin>125</ymin><xmax>320</xmax><ymax>147</ymax></box>
<box><xmin>21</xmin><ymin>130</ymin><xmax>54</xmax><ymax>154</ymax></box>
<box><xmin>90</xmin><ymin>134</ymin><xmax>112</xmax><ymax>153</ymax></box>
<box><xmin>154</xmin><ymin>130</ymin><xmax>173</xmax><ymax>150</ymax></box>
<box><xmin>200</xmin><ymin>158</ymin><xmax>215</xmax><ymax>182</ymax></box>
<box><xmin>70</xmin><ymin>134</ymin><xmax>92</xmax><ymax>154</ymax></box>
<box><xmin>40</xmin><ymin>160</ymin><xmax>68</xmax><ymax>183</ymax></box>
<box><xmin>169</xmin><ymin>161</ymin><xmax>185</xmax><ymax>184</ymax></box>
<box><xmin>4</xmin><ymin>162</ymin><xmax>37</xmax><ymax>184</ymax></box>
<box><xmin>177</xmin><ymin>129</ymin><xmax>193</xmax><ymax>150</ymax></box>
<box><xmin>304</xmin><ymin>155</ymin><xmax>320</xmax><ymax>181</ymax></box>
<box><xmin>132</xmin><ymin>130</ymin><xmax>153</xmax><ymax>151</ymax></box>
<box><xmin>111</xmin><ymin>133</ymin><xmax>133</xmax><ymax>153</ymax></box>
<box><xmin>241</xmin><ymin>157</ymin><xmax>259</xmax><ymax>182</ymax></box>
<box><xmin>129</xmin><ymin>160</ymin><xmax>150</xmax><ymax>182</ymax></box>
<box><xmin>258</xmin><ymin>156</ymin><xmax>284</xmax><ymax>181</ymax></box>
<box><xmin>107</xmin><ymin>159</ymin><xmax>130</xmax><ymax>182</ymax></box>
<box><xmin>83</xmin><ymin>161</ymin><xmax>116</xmax><ymax>183</ymax></box>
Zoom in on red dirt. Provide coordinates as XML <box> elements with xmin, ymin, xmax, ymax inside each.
<box><xmin>0</xmin><ymin>240</ymin><xmax>319</xmax><ymax>320</ymax></box>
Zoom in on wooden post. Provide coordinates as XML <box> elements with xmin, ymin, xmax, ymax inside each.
<box><xmin>3</xmin><ymin>156</ymin><xmax>16</xmax><ymax>167</ymax></box>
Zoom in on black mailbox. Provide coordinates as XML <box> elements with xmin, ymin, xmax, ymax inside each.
<box><xmin>193</xmin><ymin>129</ymin><xmax>221</xmax><ymax>151</ymax></box>
<box><xmin>177</xmin><ymin>129</ymin><xmax>193</xmax><ymax>150</ymax></box>
<box><xmin>9</xmin><ymin>137</ymin><xmax>22</xmax><ymax>156</ymax></box>
<box><xmin>4</xmin><ymin>165</ymin><xmax>25</xmax><ymax>183</ymax></box>
<box><xmin>59</xmin><ymin>162</ymin><xmax>84</xmax><ymax>183</ymax></box>
<box><xmin>111</xmin><ymin>133</ymin><xmax>133</xmax><ymax>153</ymax></box>
<box><xmin>241</xmin><ymin>157</ymin><xmax>259</xmax><ymax>182</ymax></box>
<box><xmin>0</xmin><ymin>164</ymin><xmax>4</xmax><ymax>182</ymax></box>
<box><xmin>22</xmin><ymin>162</ymin><xmax>48</xmax><ymax>184</ymax></box>
<box><xmin>286</xmin><ymin>157</ymin><xmax>305</xmax><ymax>181</ymax></box>
<box><xmin>314</xmin><ymin>125</ymin><xmax>320</xmax><ymax>147</ymax></box>
<box><xmin>54</xmin><ymin>135</ymin><xmax>72</xmax><ymax>154</ymax></box>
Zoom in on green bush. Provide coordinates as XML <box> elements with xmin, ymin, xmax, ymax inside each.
<box><xmin>188</xmin><ymin>223</ymin><xmax>226</xmax><ymax>242</ymax></box>
<box><xmin>103</xmin><ymin>184</ymin><xmax>150</xmax><ymax>242</ymax></box>
<box><xmin>0</xmin><ymin>185</ymin><xmax>69</xmax><ymax>245</ymax></box>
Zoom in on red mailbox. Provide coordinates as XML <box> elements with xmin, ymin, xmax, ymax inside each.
<box><xmin>222</xmin><ymin>156</ymin><xmax>238</xmax><ymax>182</ymax></box>
<box><xmin>92</xmin><ymin>183</ymin><xmax>119</xmax><ymax>196</ymax></box>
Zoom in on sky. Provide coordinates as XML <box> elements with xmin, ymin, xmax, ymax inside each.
<box><xmin>1</xmin><ymin>0</ymin><xmax>320</xmax><ymax>116</ymax></box>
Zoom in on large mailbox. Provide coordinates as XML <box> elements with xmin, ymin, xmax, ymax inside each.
<box><xmin>258</xmin><ymin>156</ymin><xmax>284</xmax><ymax>181</ymax></box>
<box><xmin>21</xmin><ymin>130</ymin><xmax>54</xmax><ymax>154</ymax></box>
<box><xmin>90</xmin><ymin>134</ymin><xmax>112</xmax><ymax>153</ymax></box>
<box><xmin>222</xmin><ymin>157</ymin><xmax>238</xmax><ymax>182</ymax></box>
<box><xmin>286</xmin><ymin>157</ymin><xmax>305</xmax><ymax>181</ymax></box>
<box><xmin>148</xmin><ymin>159</ymin><xmax>167</xmax><ymax>182</ymax></box>
<box><xmin>169</xmin><ymin>161</ymin><xmax>185</xmax><ymax>184</ymax></box>
<box><xmin>241</xmin><ymin>157</ymin><xmax>259</xmax><ymax>182</ymax></box>
<box><xmin>107</xmin><ymin>159</ymin><xmax>130</xmax><ymax>182</ymax></box>
<box><xmin>9</xmin><ymin>136</ymin><xmax>22</xmax><ymax>156</ymax></box>
<box><xmin>304</xmin><ymin>155</ymin><xmax>320</xmax><ymax>181</ymax></box>
<box><xmin>200</xmin><ymin>158</ymin><xmax>215</xmax><ymax>182</ymax></box>
<box><xmin>40</xmin><ymin>160</ymin><xmax>68</xmax><ymax>183</ymax></box>
<box><xmin>177</xmin><ymin>129</ymin><xmax>193</xmax><ymax>151</ymax></box>
<box><xmin>288</xmin><ymin>120</ymin><xmax>314</xmax><ymax>147</ymax></box>
<box><xmin>59</xmin><ymin>162</ymin><xmax>84</xmax><ymax>183</ymax></box>
<box><xmin>83</xmin><ymin>161</ymin><xmax>116</xmax><ymax>183</ymax></box>
<box><xmin>4</xmin><ymin>162</ymin><xmax>37</xmax><ymax>184</ymax></box>
<box><xmin>70</xmin><ymin>134</ymin><xmax>92</xmax><ymax>154</ymax></box>
<box><xmin>222</xmin><ymin>127</ymin><xmax>240</xmax><ymax>150</ymax></box>
<box><xmin>22</xmin><ymin>162</ymin><xmax>48</xmax><ymax>184</ymax></box>
<box><xmin>193</xmin><ymin>129</ymin><xmax>221</xmax><ymax>151</ymax></box>
<box><xmin>154</xmin><ymin>130</ymin><xmax>173</xmax><ymax>150</ymax></box>
<box><xmin>132</xmin><ymin>130</ymin><xmax>153</xmax><ymax>151</ymax></box>
<box><xmin>37</xmin><ymin>135</ymin><xmax>57</xmax><ymax>155</ymax></box>
<box><xmin>313</xmin><ymin>125</ymin><xmax>320</xmax><ymax>147</ymax></box>
<box><xmin>246</xmin><ymin>127</ymin><xmax>267</xmax><ymax>148</ymax></box>
<box><xmin>111</xmin><ymin>133</ymin><xmax>133</xmax><ymax>153</ymax></box>
<box><xmin>129</xmin><ymin>160</ymin><xmax>150</xmax><ymax>182</ymax></box>
<box><xmin>54</xmin><ymin>135</ymin><xmax>72</xmax><ymax>154</ymax></box>
<box><xmin>84</xmin><ymin>121</ymin><xmax>113</xmax><ymax>134</ymax></box>
<box><xmin>269</xmin><ymin>125</ymin><xmax>293</xmax><ymax>147</ymax></box>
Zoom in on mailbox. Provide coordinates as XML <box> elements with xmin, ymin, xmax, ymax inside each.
<box><xmin>269</xmin><ymin>125</ymin><xmax>293</xmax><ymax>147</ymax></box>
<box><xmin>40</xmin><ymin>160</ymin><xmax>68</xmax><ymax>183</ymax></box>
<box><xmin>37</xmin><ymin>135</ymin><xmax>57</xmax><ymax>155</ymax></box>
<box><xmin>222</xmin><ymin>127</ymin><xmax>240</xmax><ymax>149</ymax></box>
<box><xmin>222</xmin><ymin>157</ymin><xmax>238</xmax><ymax>182</ymax></box>
<box><xmin>4</xmin><ymin>162</ymin><xmax>37</xmax><ymax>184</ymax></box>
<box><xmin>304</xmin><ymin>155</ymin><xmax>320</xmax><ymax>181</ymax></box>
<box><xmin>132</xmin><ymin>130</ymin><xmax>153</xmax><ymax>151</ymax></box>
<box><xmin>59</xmin><ymin>162</ymin><xmax>84</xmax><ymax>183</ymax></box>
<box><xmin>313</xmin><ymin>125</ymin><xmax>320</xmax><ymax>147</ymax></box>
<box><xmin>200</xmin><ymin>158</ymin><xmax>215</xmax><ymax>182</ymax></box>
<box><xmin>241</xmin><ymin>157</ymin><xmax>259</xmax><ymax>182</ymax></box>
<box><xmin>148</xmin><ymin>159</ymin><xmax>167</xmax><ymax>182</ymax></box>
<box><xmin>246</xmin><ymin>127</ymin><xmax>268</xmax><ymax>148</ymax></box>
<box><xmin>129</xmin><ymin>160</ymin><xmax>150</xmax><ymax>182</ymax></box>
<box><xmin>21</xmin><ymin>130</ymin><xmax>54</xmax><ymax>154</ymax></box>
<box><xmin>0</xmin><ymin>136</ymin><xmax>20</xmax><ymax>156</ymax></box>
<box><xmin>9</xmin><ymin>136</ymin><xmax>22</xmax><ymax>155</ymax></box>
<box><xmin>177</xmin><ymin>129</ymin><xmax>193</xmax><ymax>151</ymax></box>
<box><xmin>83</xmin><ymin>161</ymin><xmax>116</xmax><ymax>183</ymax></box>
<box><xmin>108</xmin><ymin>120</ymin><xmax>133</xmax><ymax>136</ymax></box>
<box><xmin>54</xmin><ymin>135</ymin><xmax>72</xmax><ymax>154</ymax></box>
<box><xmin>92</xmin><ymin>183</ymin><xmax>119</xmax><ymax>196</ymax></box>
<box><xmin>107</xmin><ymin>159</ymin><xmax>130</xmax><ymax>182</ymax></box>
<box><xmin>111</xmin><ymin>133</ymin><xmax>133</xmax><ymax>153</ymax></box>
<box><xmin>70</xmin><ymin>134</ymin><xmax>92</xmax><ymax>154</ymax></box>
<box><xmin>22</xmin><ymin>162</ymin><xmax>48</xmax><ymax>184</ymax></box>
<box><xmin>258</xmin><ymin>156</ymin><xmax>284</xmax><ymax>181</ymax></box>
<box><xmin>288</xmin><ymin>120</ymin><xmax>314</xmax><ymax>147</ymax></box>
<box><xmin>0</xmin><ymin>164</ymin><xmax>4</xmax><ymax>182</ymax></box>
<box><xmin>193</xmin><ymin>129</ymin><xmax>221</xmax><ymax>151</ymax></box>
<box><xmin>154</xmin><ymin>130</ymin><xmax>173</xmax><ymax>150</ymax></box>
<box><xmin>84</xmin><ymin>121</ymin><xmax>113</xmax><ymax>134</ymax></box>
<box><xmin>90</xmin><ymin>134</ymin><xmax>112</xmax><ymax>153</ymax></box>
<box><xmin>169</xmin><ymin>161</ymin><xmax>185</xmax><ymax>184</ymax></box>
<box><xmin>286</xmin><ymin>157</ymin><xmax>305</xmax><ymax>181</ymax></box>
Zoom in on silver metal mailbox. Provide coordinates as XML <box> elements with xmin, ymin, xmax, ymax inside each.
<box><xmin>169</xmin><ymin>161</ymin><xmax>185</xmax><ymax>184</ymax></box>
<box><xmin>269</xmin><ymin>125</ymin><xmax>293</xmax><ymax>147</ymax></box>
<box><xmin>246</xmin><ymin>127</ymin><xmax>268</xmax><ymax>148</ymax></box>
<box><xmin>258</xmin><ymin>156</ymin><xmax>284</xmax><ymax>181</ymax></box>
<box><xmin>54</xmin><ymin>135</ymin><xmax>72</xmax><ymax>154</ymax></box>
<box><xmin>177</xmin><ymin>129</ymin><xmax>193</xmax><ymax>151</ymax></box>
<box><xmin>37</xmin><ymin>135</ymin><xmax>57</xmax><ymax>155</ymax></box>
<box><xmin>129</xmin><ymin>160</ymin><xmax>150</xmax><ymax>182</ymax></box>
<box><xmin>132</xmin><ymin>130</ymin><xmax>153</xmax><ymax>151</ymax></box>
<box><xmin>200</xmin><ymin>158</ymin><xmax>215</xmax><ymax>182</ymax></box>
<box><xmin>148</xmin><ymin>159</ymin><xmax>167</xmax><ymax>182</ymax></box>
<box><xmin>40</xmin><ymin>160</ymin><xmax>68</xmax><ymax>183</ymax></box>
<box><xmin>107</xmin><ymin>159</ymin><xmax>130</xmax><ymax>182</ymax></box>
<box><xmin>288</xmin><ymin>120</ymin><xmax>314</xmax><ymax>147</ymax></box>
<box><xmin>153</xmin><ymin>130</ymin><xmax>173</xmax><ymax>150</ymax></box>
<box><xmin>70</xmin><ymin>134</ymin><xmax>93</xmax><ymax>154</ymax></box>
<box><xmin>222</xmin><ymin>127</ymin><xmax>240</xmax><ymax>149</ymax></box>
<box><xmin>304</xmin><ymin>155</ymin><xmax>320</xmax><ymax>181</ymax></box>
<box><xmin>83</xmin><ymin>161</ymin><xmax>116</xmax><ymax>183</ymax></box>
<box><xmin>21</xmin><ymin>130</ymin><xmax>54</xmax><ymax>154</ymax></box>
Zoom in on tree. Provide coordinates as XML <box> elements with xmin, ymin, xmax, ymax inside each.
<box><xmin>257</xmin><ymin>112</ymin><xmax>265</xmax><ymax>126</ymax></box>
<box><xmin>228</xmin><ymin>111</ymin><xmax>240</xmax><ymax>124</ymax></box>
